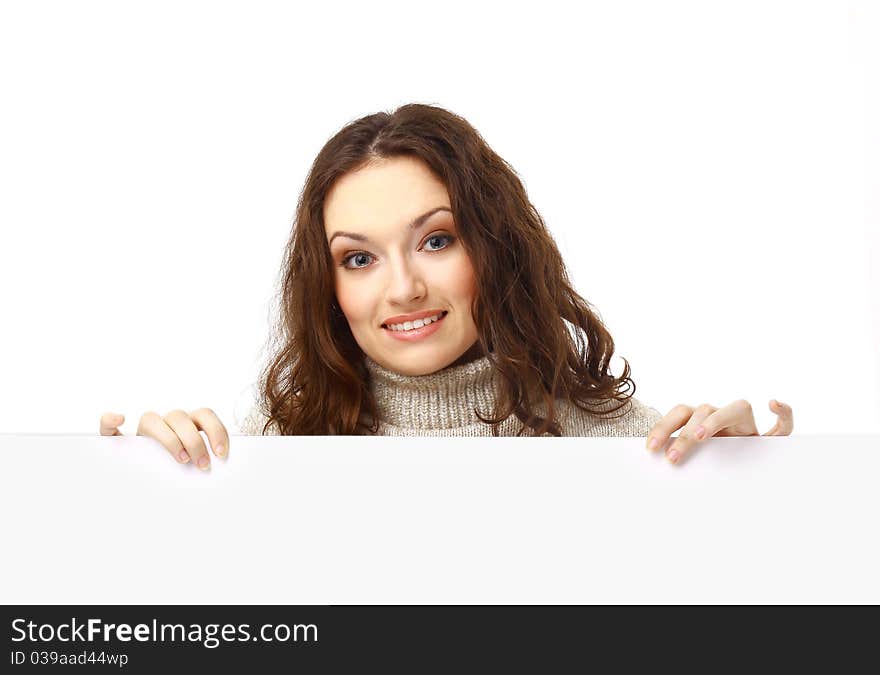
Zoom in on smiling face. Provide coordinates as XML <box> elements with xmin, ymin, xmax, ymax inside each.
<box><xmin>324</xmin><ymin>155</ymin><xmax>480</xmax><ymax>376</ymax></box>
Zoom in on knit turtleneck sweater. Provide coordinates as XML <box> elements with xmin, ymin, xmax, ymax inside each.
<box><xmin>239</xmin><ymin>355</ymin><xmax>663</xmax><ymax>437</ymax></box>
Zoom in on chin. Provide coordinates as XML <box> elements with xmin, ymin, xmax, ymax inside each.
<box><xmin>389</xmin><ymin>358</ymin><xmax>447</xmax><ymax>376</ymax></box>
<box><xmin>375</xmin><ymin>350</ymin><xmax>461</xmax><ymax>376</ymax></box>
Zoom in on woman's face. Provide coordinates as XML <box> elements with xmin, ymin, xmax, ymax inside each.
<box><xmin>324</xmin><ymin>155</ymin><xmax>479</xmax><ymax>376</ymax></box>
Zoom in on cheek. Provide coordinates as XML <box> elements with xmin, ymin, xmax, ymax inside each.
<box><xmin>334</xmin><ymin>275</ymin><xmax>365</xmax><ymax>324</ymax></box>
<box><xmin>445</xmin><ymin>255</ymin><xmax>477</xmax><ymax>307</ymax></box>
<box><xmin>336</xmin><ymin>252</ymin><xmax>478</xmax><ymax>323</ymax></box>
<box><xmin>334</xmin><ymin>272</ymin><xmax>384</xmax><ymax>329</ymax></box>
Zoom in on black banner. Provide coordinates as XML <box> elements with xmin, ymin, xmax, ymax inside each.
<box><xmin>1</xmin><ymin>605</ymin><xmax>870</xmax><ymax>672</ymax></box>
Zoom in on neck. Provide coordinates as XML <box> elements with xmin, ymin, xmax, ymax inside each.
<box><xmin>362</xmin><ymin>349</ymin><xmax>498</xmax><ymax>430</ymax></box>
<box><xmin>444</xmin><ymin>341</ymin><xmax>484</xmax><ymax>369</ymax></box>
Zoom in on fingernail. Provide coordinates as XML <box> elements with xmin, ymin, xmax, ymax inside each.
<box><xmin>178</xmin><ymin>450</ymin><xmax>190</xmax><ymax>463</ymax></box>
<box><xmin>198</xmin><ymin>456</ymin><xmax>210</xmax><ymax>470</ymax></box>
<box><xmin>216</xmin><ymin>444</ymin><xmax>225</xmax><ymax>457</ymax></box>
<box><xmin>668</xmin><ymin>449</ymin><xmax>680</xmax><ymax>463</ymax></box>
<box><xmin>648</xmin><ymin>437</ymin><xmax>659</xmax><ymax>451</ymax></box>
<box><xmin>695</xmin><ymin>426</ymin><xmax>705</xmax><ymax>440</ymax></box>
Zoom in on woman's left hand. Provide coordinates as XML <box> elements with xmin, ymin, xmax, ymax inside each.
<box><xmin>646</xmin><ymin>399</ymin><xmax>794</xmax><ymax>465</ymax></box>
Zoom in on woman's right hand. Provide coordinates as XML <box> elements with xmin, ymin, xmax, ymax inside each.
<box><xmin>99</xmin><ymin>409</ymin><xmax>229</xmax><ymax>471</ymax></box>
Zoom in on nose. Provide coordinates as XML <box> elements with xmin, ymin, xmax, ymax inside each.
<box><xmin>385</xmin><ymin>254</ymin><xmax>427</xmax><ymax>306</ymax></box>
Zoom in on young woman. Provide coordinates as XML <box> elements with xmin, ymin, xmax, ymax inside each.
<box><xmin>100</xmin><ymin>103</ymin><xmax>794</xmax><ymax>467</ymax></box>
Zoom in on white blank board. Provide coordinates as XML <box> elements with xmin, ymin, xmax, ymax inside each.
<box><xmin>1</xmin><ymin>434</ymin><xmax>878</xmax><ymax>604</ymax></box>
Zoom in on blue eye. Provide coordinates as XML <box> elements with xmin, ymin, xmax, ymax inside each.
<box><xmin>342</xmin><ymin>252</ymin><xmax>373</xmax><ymax>269</ymax></box>
<box><xmin>423</xmin><ymin>234</ymin><xmax>453</xmax><ymax>251</ymax></box>
<box><xmin>340</xmin><ymin>234</ymin><xmax>454</xmax><ymax>271</ymax></box>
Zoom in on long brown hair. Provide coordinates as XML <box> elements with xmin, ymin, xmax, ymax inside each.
<box><xmin>254</xmin><ymin>103</ymin><xmax>636</xmax><ymax>436</ymax></box>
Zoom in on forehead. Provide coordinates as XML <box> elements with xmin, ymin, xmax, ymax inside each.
<box><xmin>323</xmin><ymin>156</ymin><xmax>450</xmax><ymax>237</ymax></box>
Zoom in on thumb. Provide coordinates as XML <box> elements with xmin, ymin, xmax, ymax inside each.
<box><xmin>100</xmin><ymin>412</ymin><xmax>125</xmax><ymax>436</ymax></box>
<box><xmin>762</xmin><ymin>399</ymin><xmax>794</xmax><ymax>436</ymax></box>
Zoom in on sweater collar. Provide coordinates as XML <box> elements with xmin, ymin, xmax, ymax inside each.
<box><xmin>363</xmin><ymin>354</ymin><xmax>500</xmax><ymax>430</ymax></box>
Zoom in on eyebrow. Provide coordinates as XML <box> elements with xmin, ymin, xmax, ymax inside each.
<box><xmin>328</xmin><ymin>206</ymin><xmax>452</xmax><ymax>246</ymax></box>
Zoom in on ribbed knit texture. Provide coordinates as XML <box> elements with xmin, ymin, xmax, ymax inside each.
<box><xmin>240</xmin><ymin>355</ymin><xmax>663</xmax><ymax>437</ymax></box>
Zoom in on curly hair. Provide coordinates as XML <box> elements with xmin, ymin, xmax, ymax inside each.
<box><xmin>253</xmin><ymin>103</ymin><xmax>637</xmax><ymax>435</ymax></box>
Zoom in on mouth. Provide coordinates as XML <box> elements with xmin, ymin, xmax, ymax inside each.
<box><xmin>381</xmin><ymin>311</ymin><xmax>448</xmax><ymax>341</ymax></box>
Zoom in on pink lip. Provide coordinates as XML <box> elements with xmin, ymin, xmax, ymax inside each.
<box><xmin>382</xmin><ymin>311</ymin><xmax>447</xmax><ymax>342</ymax></box>
<box><xmin>381</xmin><ymin>309</ymin><xmax>447</xmax><ymax>326</ymax></box>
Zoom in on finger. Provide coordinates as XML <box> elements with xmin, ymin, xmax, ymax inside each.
<box><xmin>189</xmin><ymin>408</ymin><xmax>230</xmax><ymax>459</ymax></box>
<box><xmin>162</xmin><ymin>409</ymin><xmax>212</xmax><ymax>471</ymax></box>
<box><xmin>100</xmin><ymin>412</ymin><xmax>125</xmax><ymax>436</ymax></box>
<box><xmin>762</xmin><ymin>399</ymin><xmax>784</xmax><ymax>436</ymax></box>
<box><xmin>137</xmin><ymin>412</ymin><xmax>195</xmax><ymax>465</ymax></box>
<box><xmin>665</xmin><ymin>403</ymin><xmax>717</xmax><ymax>465</ymax></box>
<box><xmin>763</xmin><ymin>399</ymin><xmax>794</xmax><ymax>436</ymax></box>
<box><xmin>692</xmin><ymin>399</ymin><xmax>756</xmax><ymax>441</ymax></box>
<box><xmin>646</xmin><ymin>404</ymin><xmax>694</xmax><ymax>452</ymax></box>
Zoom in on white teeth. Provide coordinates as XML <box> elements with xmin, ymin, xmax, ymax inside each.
<box><xmin>387</xmin><ymin>312</ymin><xmax>444</xmax><ymax>332</ymax></box>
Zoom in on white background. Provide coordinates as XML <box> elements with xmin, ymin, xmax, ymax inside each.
<box><xmin>1</xmin><ymin>0</ymin><xmax>877</xmax><ymax>434</ymax></box>
<box><xmin>3</xmin><ymin>434</ymin><xmax>879</xmax><ymax>604</ymax></box>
